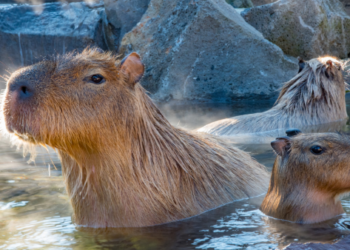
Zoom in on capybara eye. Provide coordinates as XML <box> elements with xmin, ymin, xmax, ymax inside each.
<box><xmin>310</xmin><ymin>145</ymin><xmax>324</xmax><ymax>155</ymax></box>
<box><xmin>91</xmin><ymin>74</ymin><xmax>104</xmax><ymax>84</ymax></box>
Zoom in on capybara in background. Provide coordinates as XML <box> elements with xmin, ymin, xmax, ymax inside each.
<box><xmin>198</xmin><ymin>57</ymin><xmax>348</xmax><ymax>140</ymax></box>
<box><xmin>1</xmin><ymin>48</ymin><xmax>269</xmax><ymax>228</ymax></box>
<box><xmin>261</xmin><ymin>130</ymin><xmax>350</xmax><ymax>223</ymax></box>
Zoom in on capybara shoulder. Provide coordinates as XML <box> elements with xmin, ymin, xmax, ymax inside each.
<box><xmin>2</xmin><ymin>48</ymin><xmax>269</xmax><ymax>228</ymax></box>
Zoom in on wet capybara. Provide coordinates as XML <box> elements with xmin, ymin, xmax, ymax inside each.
<box><xmin>261</xmin><ymin>130</ymin><xmax>350</xmax><ymax>223</ymax></box>
<box><xmin>1</xmin><ymin>48</ymin><xmax>269</xmax><ymax>228</ymax></box>
<box><xmin>198</xmin><ymin>57</ymin><xmax>348</xmax><ymax>140</ymax></box>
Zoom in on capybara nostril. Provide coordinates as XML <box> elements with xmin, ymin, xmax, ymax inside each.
<box><xmin>18</xmin><ymin>84</ymin><xmax>33</xmax><ymax>99</ymax></box>
<box><xmin>9</xmin><ymin>81</ymin><xmax>34</xmax><ymax>99</ymax></box>
<box><xmin>286</xmin><ymin>129</ymin><xmax>301</xmax><ymax>137</ymax></box>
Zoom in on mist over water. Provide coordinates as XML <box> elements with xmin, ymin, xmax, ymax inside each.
<box><xmin>1</xmin><ymin>96</ymin><xmax>350</xmax><ymax>249</ymax></box>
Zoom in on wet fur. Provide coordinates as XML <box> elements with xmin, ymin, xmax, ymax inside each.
<box><xmin>198</xmin><ymin>57</ymin><xmax>348</xmax><ymax>137</ymax></box>
<box><xmin>261</xmin><ymin>133</ymin><xmax>350</xmax><ymax>223</ymax></box>
<box><xmin>1</xmin><ymin>48</ymin><xmax>269</xmax><ymax>227</ymax></box>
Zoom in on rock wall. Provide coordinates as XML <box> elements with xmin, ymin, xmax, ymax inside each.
<box><xmin>120</xmin><ymin>0</ymin><xmax>297</xmax><ymax>103</ymax></box>
<box><xmin>242</xmin><ymin>0</ymin><xmax>350</xmax><ymax>59</ymax></box>
<box><xmin>103</xmin><ymin>0</ymin><xmax>150</xmax><ymax>51</ymax></box>
<box><xmin>0</xmin><ymin>1</ymin><xmax>107</xmax><ymax>86</ymax></box>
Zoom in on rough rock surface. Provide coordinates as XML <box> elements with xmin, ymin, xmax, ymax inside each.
<box><xmin>225</xmin><ymin>0</ymin><xmax>253</xmax><ymax>8</ymax></box>
<box><xmin>242</xmin><ymin>0</ymin><xmax>350</xmax><ymax>60</ymax></box>
<box><xmin>103</xmin><ymin>0</ymin><xmax>150</xmax><ymax>51</ymax></box>
<box><xmin>120</xmin><ymin>0</ymin><xmax>297</xmax><ymax>103</ymax></box>
<box><xmin>0</xmin><ymin>2</ymin><xmax>106</xmax><ymax>84</ymax></box>
<box><xmin>286</xmin><ymin>235</ymin><xmax>350</xmax><ymax>250</ymax></box>
<box><xmin>340</xmin><ymin>0</ymin><xmax>350</xmax><ymax>16</ymax></box>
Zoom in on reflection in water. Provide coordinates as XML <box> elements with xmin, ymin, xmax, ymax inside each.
<box><xmin>1</xmin><ymin>97</ymin><xmax>350</xmax><ymax>249</ymax></box>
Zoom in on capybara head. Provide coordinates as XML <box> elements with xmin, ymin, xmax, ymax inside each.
<box><xmin>276</xmin><ymin>56</ymin><xmax>347</xmax><ymax>109</ymax></box>
<box><xmin>261</xmin><ymin>131</ymin><xmax>350</xmax><ymax>223</ymax></box>
<box><xmin>2</xmin><ymin>48</ymin><xmax>145</xmax><ymax>152</ymax></box>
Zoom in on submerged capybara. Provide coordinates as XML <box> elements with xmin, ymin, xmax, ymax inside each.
<box><xmin>261</xmin><ymin>130</ymin><xmax>350</xmax><ymax>223</ymax></box>
<box><xmin>198</xmin><ymin>57</ymin><xmax>348</xmax><ymax>139</ymax></box>
<box><xmin>1</xmin><ymin>48</ymin><xmax>269</xmax><ymax>228</ymax></box>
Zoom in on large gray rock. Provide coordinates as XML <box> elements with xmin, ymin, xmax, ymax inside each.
<box><xmin>225</xmin><ymin>0</ymin><xmax>253</xmax><ymax>8</ymax></box>
<box><xmin>0</xmin><ymin>2</ymin><xmax>107</xmax><ymax>82</ymax></box>
<box><xmin>120</xmin><ymin>0</ymin><xmax>297</xmax><ymax>103</ymax></box>
<box><xmin>242</xmin><ymin>0</ymin><xmax>350</xmax><ymax>60</ymax></box>
<box><xmin>103</xmin><ymin>0</ymin><xmax>150</xmax><ymax>51</ymax></box>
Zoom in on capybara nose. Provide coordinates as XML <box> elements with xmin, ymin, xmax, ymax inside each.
<box><xmin>9</xmin><ymin>81</ymin><xmax>34</xmax><ymax>99</ymax></box>
<box><xmin>286</xmin><ymin>129</ymin><xmax>301</xmax><ymax>137</ymax></box>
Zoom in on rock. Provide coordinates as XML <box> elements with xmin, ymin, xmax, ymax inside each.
<box><xmin>0</xmin><ymin>2</ymin><xmax>107</xmax><ymax>85</ymax></box>
<box><xmin>241</xmin><ymin>0</ymin><xmax>350</xmax><ymax>60</ymax></box>
<box><xmin>119</xmin><ymin>0</ymin><xmax>297</xmax><ymax>103</ymax></box>
<box><xmin>339</xmin><ymin>0</ymin><xmax>350</xmax><ymax>16</ymax></box>
<box><xmin>225</xmin><ymin>0</ymin><xmax>253</xmax><ymax>8</ymax></box>
<box><xmin>251</xmin><ymin>0</ymin><xmax>277</xmax><ymax>6</ymax></box>
<box><xmin>103</xmin><ymin>0</ymin><xmax>150</xmax><ymax>51</ymax></box>
<box><xmin>286</xmin><ymin>235</ymin><xmax>350</xmax><ymax>250</ymax></box>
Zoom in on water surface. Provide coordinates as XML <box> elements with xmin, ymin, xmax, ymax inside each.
<box><xmin>1</xmin><ymin>97</ymin><xmax>350</xmax><ymax>249</ymax></box>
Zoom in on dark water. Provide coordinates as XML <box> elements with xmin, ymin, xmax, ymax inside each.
<box><xmin>1</xmin><ymin>97</ymin><xmax>350</xmax><ymax>249</ymax></box>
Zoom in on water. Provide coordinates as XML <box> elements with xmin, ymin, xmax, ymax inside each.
<box><xmin>1</xmin><ymin>97</ymin><xmax>350</xmax><ymax>249</ymax></box>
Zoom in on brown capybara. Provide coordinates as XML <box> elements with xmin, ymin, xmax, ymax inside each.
<box><xmin>1</xmin><ymin>48</ymin><xmax>269</xmax><ymax>228</ymax></box>
<box><xmin>198</xmin><ymin>57</ymin><xmax>348</xmax><ymax>140</ymax></box>
<box><xmin>261</xmin><ymin>130</ymin><xmax>350</xmax><ymax>223</ymax></box>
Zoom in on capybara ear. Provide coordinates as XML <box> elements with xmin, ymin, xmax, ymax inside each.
<box><xmin>297</xmin><ymin>56</ymin><xmax>305</xmax><ymax>73</ymax></box>
<box><xmin>325</xmin><ymin>60</ymin><xmax>333</xmax><ymax>78</ymax></box>
<box><xmin>271</xmin><ymin>137</ymin><xmax>290</xmax><ymax>156</ymax></box>
<box><xmin>120</xmin><ymin>52</ymin><xmax>145</xmax><ymax>86</ymax></box>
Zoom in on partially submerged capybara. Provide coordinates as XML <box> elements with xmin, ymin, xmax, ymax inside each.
<box><xmin>198</xmin><ymin>57</ymin><xmax>348</xmax><ymax>139</ymax></box>
<box><xmin>1</xmin><ymin>48</ymin><xmax>269</xmax><ymax>228</ymax></box>
<box><xmin>261</xmin><ymin>130</ymin><xmax>350</xmax><ymax>223</ymax></box>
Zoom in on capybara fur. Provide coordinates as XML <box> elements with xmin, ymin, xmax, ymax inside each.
<box><xmin>1</xmin><ymin>48</ymin><xmax>269</xmax><ymax>228</ymax></box>
<box><xmin>261</xmin><ymin>132</ymin><xmax>350</xmax><ymax>223</ymax></box>
<box><xmin>198</xmin><ymin>57</ymin><xmax>348</xmax><ymax>138</ymax></box>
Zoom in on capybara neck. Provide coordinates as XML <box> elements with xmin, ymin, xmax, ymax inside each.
<box><xmin>2</xmin><ymin>48</ymin><xmax>269</xmax><ymax>227</ymax></box>
<box><xmin>261</xmin><ymin>133</ymin><xmax>350</xmax><ymax>223</ymax></box>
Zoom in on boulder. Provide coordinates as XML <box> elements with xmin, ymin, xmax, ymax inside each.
<box><xmin>120</xmin><ymin>0</ymin><xmax>297</xmax><ymax>103</ymax></box>
<box><xmin>340</xmin><ymin>0</ymin><xmax>350</xmax><ymax>16</ymax></box>
<box><xmin>0</xmin><ymin>2</ymin><xmax>107</xmax><ymax>85</ymax></box>
<box><xmin>241</xmin><ymin>0</ymin><xmax>350</xmax><ymax>60</ymax></box>
<box><xmin>103</xmin><ymin>0</ymin><xmax>150</xmax><ymax>51</ymax></box>
<box><xmin>225</xmin><ymin>0</ymin><xmax>253</xmax><ymax>8</ymax></box>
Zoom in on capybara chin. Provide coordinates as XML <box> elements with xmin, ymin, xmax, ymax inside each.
<box><xmin>1</xmin><ymin>48</ymin><xmax>269</xmax><ymax>228</ymax></box>
<box><xmin>261</xmin><ymin>131</ymin><xmax>350</xmax><ymax>224</ymax></box>
<box><xmin>198</xmin><ymin>57</ymin><xmax>348</xmax><ymax>140</ymax></box>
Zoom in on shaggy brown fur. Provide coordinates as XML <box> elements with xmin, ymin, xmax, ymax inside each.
<box><xmin>261</xmin><ymin>132</ymin><xmax>350</xmax><ymax>223</ymax></box>
<box><xmin>198</xmin><ymin>57</ymin><xmax>348</xmax><ymax>139</ymax></box>
<box><xmin>1</xmin><ymin>48</ymin><xmax>269</xmax><ymax>228</ymax></box>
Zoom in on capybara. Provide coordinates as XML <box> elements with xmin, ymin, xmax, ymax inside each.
<box><xmin>261</xmin><ymin>130</ymin><xmax>350</xmax><ymax>223</ymax></box>
<box><xmin>198</xmin><ymin>57</ymin><xmax>348</xmax><ymax>140</ymax></box>
<box><xmin>1</xmin><ymin>48</ymin><xmax>269</xmax><ymax>228</ymax></box>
